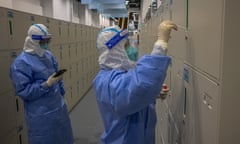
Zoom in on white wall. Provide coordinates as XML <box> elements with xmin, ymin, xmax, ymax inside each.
<box><xmin>12</xmin><ymin>0</ymin><xmax>42</xmax><ymax>15</ymax></box>
<box><xmin>53</xmin><ymin>0</ymin><xmax>71</xmax><ymax>21</ymax></box>
<box><xmin>41</xmin><ymin>0</ymin><xmax>53</xmax><ymax>18</ymax></box>
<box><xmin>0</xmin><ymin>0</ymin><xmax>101</xmax><ymax>26</ymax></box>
<box><xmin>0</xmin><ymin>0</ymin><xmax>12</xmax><ymax>8</ymax></box>
<box><xmin>72</xmin><ymin>0</ymin><xmax>80</xmax><ymax>23</ymax></box>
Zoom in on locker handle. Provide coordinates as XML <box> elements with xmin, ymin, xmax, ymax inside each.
<box><xmin>16</xmin><ymin>98</ymin><xmax>19</xmax><ymax>112</ymax></box>
<box><xmin>9</xmin><ymin>20</ymin><xmax>13</xmax><ymax>35</ymax></box>
<box><xmin>19</xmin><ymin>134</ymin><xmax>22</xmax><ymax>144</ymax></box>
<box><xmin>183</xmin><ymin>87</ymin><xmax>187</xmax><ymax>117</ymax></box>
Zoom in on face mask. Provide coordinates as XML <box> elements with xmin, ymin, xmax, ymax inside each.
<box><xmin>40</xmin><ymin>43</ymin><xmax>49</xmax><ymax>50</ymax></box>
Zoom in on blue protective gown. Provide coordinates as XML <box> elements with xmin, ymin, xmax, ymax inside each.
<box><xmin>10</xmin><ymin>51</ymin><xmax>73</xmax><ymax>144</ymax></box>
<box><xmin>93</xmin><ymin>55</ymin><xmax>171</xmax><ymax>144</ymax></box>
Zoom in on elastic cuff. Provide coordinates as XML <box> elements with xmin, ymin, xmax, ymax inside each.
<box><xmin>155</xmin><ymin>40</ymin><xmax>168</xmax><ymax>49</ymax></box>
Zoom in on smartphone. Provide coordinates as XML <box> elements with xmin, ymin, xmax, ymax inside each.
<box><xmin>53</xmin><ymin>69</ymin><xmax>67</xmax><ymax>77</ymax></box>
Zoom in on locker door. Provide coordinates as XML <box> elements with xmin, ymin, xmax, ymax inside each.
<box><xmin>2</xmin><ymin>130</ymin><xmax>18</xmax><ymax>144</ymax></box>
<box><xmin>0</xmin><ymin>8</ymin><xmax>10</xmax><ymax>50</ymax></box>
<box><xmin>172</xmin><ymin>0</ymin><xmax>186</xmax><ymax>27</ymax></box>
<box><xmin>17</xmin><ymin>123</ymin><xmax>28</xmax><ymax>144</ymax></box>
<box><xmin>48</xmin><ymin>19</ymin><xmax>61</xmax><ymax>45</ymax></box>
<box><xmin>0</xmin><ymin>92</ymin><xmax>16</xmax><ymax>138</ymax></box>
<box><xmin>182</xmin><ymin>65</ymin><xmax>219</xmax><ymax>144</ymax></box>
<box><xmin>15</xmin><ymin>97</ymin><xmax>25</xmax><ymax>126</ymax></box>
<box><xmin>0</xmin><ymin>51</ymin><xmax>18</xmax><ymax>94</ymax></box>
<box><xmin>8</xmin><ymin>10</ymin><xmax>31</xmax><ymax>50</ymax></box>
<box><xmin>60</xmin><ymin>21</ymin><xmax>68</xmax><ymax>44</ymax></box>
<box><xmin>50</xmin><ymin>45</ymin><xmax>61</xmax><ymax>63</ymax></box>
<box><xmin>187</xmin><ymin>0</ymin><xmax>223</xmax><ymax>80</ymax></box>
<box><xmin>168</xmin><ymin>28</ymin><xmax>187</xmax><ymax>61</ymax></box>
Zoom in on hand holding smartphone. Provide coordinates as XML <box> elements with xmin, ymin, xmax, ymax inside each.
<box><xmin>53</xmin><ymin>69</ymin><xmax>67</xmax><ymax>77</ymax></box>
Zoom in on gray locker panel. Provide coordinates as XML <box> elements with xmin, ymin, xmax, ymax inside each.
<box><xmin>68</xmin><ymin>23</ymin><xmax>77</xmax><ymax>43</ymax></box>
<box><xmin>188</xmin><ymin>0</ymin><xmax>223</xmax><ymax>80</ymax></box>
<box><xmin>59</xmin><ymin>21</ymin><xmax>68</xmax><ymax>44</ymax></box>
<box><xmin>172</xmin><ymin>0</ymin><xmax>186</xmax><ymax>28</ymax></box>
<box><xmin>64</xmin><ymin>87</ymin><xmax>72</xmax><ymax>111</ymax></box>
<box><xmin>17</xmin><ymin>122</ymin><xmax>28</xmax><ymax>144</ymax></box>
<box><xmin>156</xmin><ymin>99</ymin><xmax>168</xmax><ymax>144</ymax></box>
<box><xmin>70</xmin><ymin>43</ymin><xmax>78</xmax><ymax>64</ymax></box>
<box><xmin>77</xmin><ymin>24</ymin><xmax>83</xmax><ymax>42</ymax></box>
<box><xmin>50</xmin><ymin>45</ymin><xmax>61</xmax><ymax>63</ymax></box>
<box><xmin>60</xmin><ymin>45</ymin><xmax>70</xmax><ymax>67</ymax></box>
<box><xmin>0</xmin><ymin>91</ymin><xmax>16</xmax><ymax>137</ymax></box>
<box><xmin>168</xmin><ymin>28</ymin><xmax>187</xmax><ymax>60</ymax></box>
<box><xmin>32</xmin><ymin>14</ymin><xmax>45</xmax><ymax>24</ymax></box>
<box><xmin>167</xmin><ymin>58</ymin><xmax>185</xmax><ymax>117</ymax></box>
<box><xmin>8</xmin><ymin>10</ymin><xmax>31</xmax><ymax>50</ymax></box>
<box><xmin>15</xmin><ymin>97</ymin><xmax>25</xmax><ymax>125</ymax></box>
<box><xmin>0</xmin><ymin>51</ymin><xmax>18</xmax><ymax>94</ymax></box>
<box><xmin>182</xmin><ymin>65</ymin><xmax>219</xmax><ymax>144</ymax></box>
<box><xmin>71</xmin><ymin>83</ymin><xmax>79</xmax><ymax>105</ymax></box>
<box><xmin>82</xmin><ymin>25</ymin><xmax>87</xmax><ymax>42</ymax></box>
<box><xmin>62</xmin><ymin>65</ymin><xmax>71</xmax><ymax>88</ymax></box>
<box><xmin>48</xmin><ymin>19</ymin><xmax>61</xmax><ymax>45</ymax></box>
<box><xmin>0</xmin><ymin>8</ymin><xmax>10</xmax><ymax>50</ymax></box>
<box><xmin>2</xmin><ymin>130</ymin><xmax>18</xmax><ymax>144</ymax></box>
<box><xmin>70</xmin><ymin>63</ymin><xmax>78</xmax><ymax>84</ymax></box>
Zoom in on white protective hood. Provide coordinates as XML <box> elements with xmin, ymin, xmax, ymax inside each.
<box><xmin>96</xmin><ymin>26</ymin><xmax>135</xmax><ymax>70</ymax></box>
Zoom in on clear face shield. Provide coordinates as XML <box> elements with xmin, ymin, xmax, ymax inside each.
<box><xmin>31</xmin><ymin>34</ymin><xmax>51</xmax><ymax>50</ymax></box>
<box><xmin>105</xmin><ymin>29</ymin><xmax>129</xmax><ymax>49</ymax></box>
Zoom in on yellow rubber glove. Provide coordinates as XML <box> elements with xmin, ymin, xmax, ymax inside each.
<box><xmin>46</xmin><ymin>72</ymin><xmax>63</xmax><ymax>87</ymax></box>
<box><xmin>157</xmin><ymin>20</ymin><xmax>178</xmax><ymax>43</ymax></box>
<box><xmin>152</xmin><ymin>20</ymin><xmax>178</xmax><ymax>55</ymax></box>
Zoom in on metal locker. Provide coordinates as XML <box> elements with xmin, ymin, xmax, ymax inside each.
<box><xmin>48</xmin><ymin>19</ymin><xmax>61</xmax><ymax>45</ymax></box>
<box><xmin>0</xmin><ymin>8</ymin><xmax>10</xmax><ymax>50</ymax></box>
<box><xmin>81</xmin><ymin>25</ymin><xmax>86</xmax><ymax>42</ymax></box>
<box><xmin>187</xmin><ymin>0</ymin><xmax>223</xmax><ymax>80</ymax></box>
<box><xmin>167</xmin><ymin>58</ymin><xmax>185</xmax><ymax>115</ymax></box>
<box><xmin>77</xmin><ymin>42</ymin><xmax>84</xmax><ymax>60</ymax></box>
<box><xmin>60</xmin><ymin>44</ymin><xmax>70</xmax><ymax>67</ymax></box>
<box><xmin>7</xmin><ymin>10</ymin><xmax>31</xmax><ymax>50</ymax></box>
<box><xmin>0</xmin><ymin>91</ymin><xmax>16</xmax><ymax>138</ymax></box>
<box><xmin>70</xmin><ymin>63</ymin><xmax>78</xmax><ymax>84</ymax></box>
<box><xmin>172</xmin><ymin>0</ymin><xmax>186</xmax><ymax>28</ymax></box>
<box><xmin>62</xmin><ymin>65</ymin><xmax>71</xmax><ymax>88</ymax></box>
<box><xmin>182</xmin><ymin>65</ymin><xmax>219</xmax><ymax>144</ymax></box>
<box><xmin>71</xmin><ymin>82</ymin><xmax>78</xmax><ymax>105</ymax></box>
<box><xmin>156</xmin><ymin>99</ymin><xmax>166</xmax><ymax>144</ymax></box>
<box><xmin>15</xmin><ymin>97</ymin><xmax>25</xmax><ymax>125</ymax></box>
<box><xmin>70</xmin><ymin>43</ymin><xmax>77</xmax><ymax>64</ymax></box>
<box><xmin>59</xmin><ymin>21</ymin><xmax>68</xmax><ymax>44</ymax></box>
<box><xmin>77</xmin><ymin>24</ymin><xmax>83</xmax><ymax>42</ymax></box>
<box><xmin>168</xmin><ymin>28</ymin><xmax>187</xmax><ymax>61</ymax></box>
<box><xmin>68</xmin><ymin>23</ymin><xmax>76</xmax><ymax>43</ymax></box>
<box><xmin>2</xmin><ymin>130</ymin><xmax>18</xmax><ymax>144</ymax></box>
<box><xmin>16</xmin><ymin>122</ymin><xmax>28</xmax><ymax>144</ymax></box>
<box><xmin>0</xmin><ymin>50</ymin><xmax>19</xmax><ymax>94</ymax></box>
<box><xmin>50</xmin><ymin>45</ymin><xmax>61</xmax><ymax>63</ymax></box>
<box><xmin>64</xmin><ymin>87</ymin><xmax>72</xmax><ymax>111</ymax></box>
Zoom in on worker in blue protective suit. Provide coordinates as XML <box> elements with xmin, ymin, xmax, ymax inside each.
<box><xmin>9</xmin><ymin>24</ymin><xmax>74</xmax><ymax>144</ymax></box>
<box><xmin>124</xmin><ymin>38</ymin><xmax>138</xmax><ymax>62</ymax></box>
<box><xmin>93</xmin><ymin>20</ymin><xmax>177</xmax><ymax>144</ymax></box>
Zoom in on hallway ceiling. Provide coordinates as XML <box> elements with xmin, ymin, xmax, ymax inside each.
<box><xmin>79</xmin><ymin>0</ymin><xmax>141</xmax><ymax>17</ymax></box>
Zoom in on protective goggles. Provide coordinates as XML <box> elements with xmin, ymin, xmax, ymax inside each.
<box><xmin>32</xmin><ymin>34</ymin><xmax>51</xmax><ymax>40</ymax></box>
<box><xmin>105</xmin><ymin>29</ymin><xmax>129</xmax><ymax>49</ymax></box>
<box><xmin>32</xmin><ymin>35</ymin><xmax>51</xmax><ymax>44</ymax></box>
